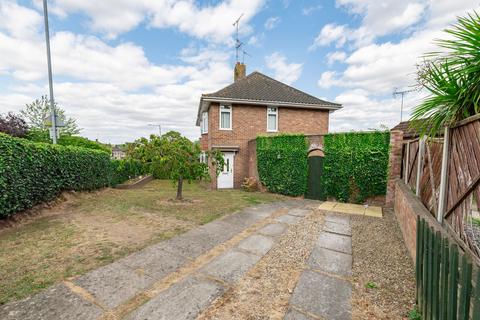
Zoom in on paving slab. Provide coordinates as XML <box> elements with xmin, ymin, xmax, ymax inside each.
<box><xmin>238</xmin><ymin>234</ymin><xmax>274</xmax><ymax>256</ymax></box>
<box><xmin>197</xmin><ymin>220</ymin><xmax>244</xmax><ymax>243</ymax></box>
<box><xmin>324</xmin><ymin>220</ymin><xmax>352</xmax><ymax>236</ymax></box>
<box><xmin>200</xmin><ymin>249</ymin><xmax>260</xmax><ymax>283</ymax></box>
<box><xmin>308</xmin><ymin>247</ymin><xmax>352</xmax><ymax>277</ymax></box>
<box><xmin>221</xmin><ymin>211</ymin><xmax>266</xmax><ymax>229</ymax></box>
<box><xmin>325</xmin><ymin>214</ymin><xmax>350</xmax><ymax>226</ymax></box>
<box><xmin>318</xmin><ymin>201</ymin><xmax>337</xmax><ymax>211</ymax></box>
<box><xmin>364</xmin><ymin>206</ymin><xmax>383</xmax><ymax>218</ymax></box>
<box><xmin>120</xmin><ymin>245</ymin><xmax>187</xmax><ymax>280</ymax></box>
<box><xmin>290</xmin><ymin>270</ymin><xmax>351</xmax><ymax>320</ymax></box>
<box><xmin>258</xmin><ymin>223</ymin><xmax>287</xmax><ymax>237</ymax></box>
<box><xmin>276</xmin><ymin>214</ymin><xmax>301</xmax><ymax>225</ymax></box>
<box><xmin>283</xmin><ymin>308</ymin><xmax>316</xmax><ymax>320</ymax></box>
<box><xmin>74</xmin><ymin>261</ymin><xmax>154</xmax><ymax>309</ymax></box>
<box><xmin>125</xmin><ymin>275</ymin><xmax>224</xmax><ymax>320</ymax></box>
<box><xmin>334</xmin><ymin>203</ymin><xmax>365</xmax><ymax>215</ymax></box>
<box><xmin>287</xmin><ymin>208</ymin><xmax>311</xmax><ymax>217</ymax></box>
<box><xmin>317</xmin><ymin>231</ymin><xmax>352</xmax><ymax>254</ymax></box>
<box><xmin>0</xmin><ymin>283</ymin><xmax>103</xmax><ymax>320</ymax></box>
<box><xmin>162</xmin><ymin>227</ymin><xmax>222</xmax><ymax>259</ymax></box>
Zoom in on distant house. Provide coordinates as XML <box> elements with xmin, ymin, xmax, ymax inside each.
<box><xmin>111</xmin><ymin>145</ymin><xmax>126</xmax><ymax>160</ymax></box>
<box><xmin>196</xmin><ymin>62</ymin><xmax>342</xmax><ymax>189</ymax></box>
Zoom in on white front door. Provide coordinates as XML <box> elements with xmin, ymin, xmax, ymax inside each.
<box><xmin>217</xmin><ymin>152</ymin><xmax>234</xmax><ymax>189</ymax></box>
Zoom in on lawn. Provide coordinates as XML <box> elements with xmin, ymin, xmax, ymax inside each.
<box><xmin>0</xmin><ymin>180</ymin><xmax>285</xmax><ymax>305</ymax></box>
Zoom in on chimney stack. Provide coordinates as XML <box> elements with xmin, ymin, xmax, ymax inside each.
<box><xmin>234</xmin><ymin>62</ymin><xmax>246</xmax><ymax>82</ymax></box>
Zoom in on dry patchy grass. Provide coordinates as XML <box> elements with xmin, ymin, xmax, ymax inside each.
<box><xmin>0</xmin><ymin>180</ymin><xmax>285</xmax><ymax>305</ymax></box>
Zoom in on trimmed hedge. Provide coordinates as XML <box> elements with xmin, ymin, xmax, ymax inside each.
<box><xmin>322</xmin><ymin>131</ymin><xmax>390</xmax><ymax>203</ymax></box>
<box><xmin>0</xmin><ymin>133</ymin><xmax>142</xmax><ymax>217</ymax></box>
<box><xmin>256</xmin><ymin>134</ymin><xmax>308</xmax><ymax>196</ymax></box>
<box><xmin>110</xmin><ymin>159</ymin><xmax>145</xmax><ymax>186</ymax></box>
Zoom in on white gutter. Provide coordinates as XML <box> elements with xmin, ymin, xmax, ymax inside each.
<box><xmin>196</xmin><ymin>96</ymin><xmax>342</xmax><ymax>125</ymax></box>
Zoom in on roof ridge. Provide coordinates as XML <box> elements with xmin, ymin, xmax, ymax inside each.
<box><xmin>249</xmin><ymin>71</ymin><xmax>338</xmax><ymax>106</ymax></box>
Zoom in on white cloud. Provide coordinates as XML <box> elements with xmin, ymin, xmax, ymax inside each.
<box><xmin>309</xmin><ymin>24</ymin><xmax>348</xmax><ymax>50</ymax></box>
<box><xmin>46</xmin><ymin>0</ymin><xmax>266</xmax><ymax>42</ymax></box>
<box><xmin>265</xmin><ymin>52</ymin><xmax>303</xmax><ymax>85</ymax></box>
<box><xmin>302</xmin><ymin>5</ymin><xmax>322</xmax><ymax>16</ymax></box>
<box><xmin>326</xmin><ymin>51</ymin><xmax>347</xmax><ymax>65</ymax></box>
<box><xmin>324</xmin><ymin>0</ymin><xmax>479</xmax><ymax>132</ymax></box>
<box><xmin>310</xmin><ymin>1</ymin><xmax>428</xmax><ymax>50</ymax></box>
<box><xmin>264</xmin><ymin>16</ymin><xmax>280</xmax><ymax>30</ymax></box>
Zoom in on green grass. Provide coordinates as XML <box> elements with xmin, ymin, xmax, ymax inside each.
<box><xmin>365</xmin><ymin>281</ymin><xmax>378</xmax><ymax>289</ymax></box>
<box><xmin>0</xmin><ymin>180</ymin><xmax>285</xmax><ymax>304</ymax></box>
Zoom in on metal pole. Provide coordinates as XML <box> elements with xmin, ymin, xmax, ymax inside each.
<box><xmin>400</xmin><ymin>93</ymin><xmax>404</xmax><ymax>122</ymax></box>
<box><xmin>437</xmin><ymin>127</ymin><xmax>450</xmax><ymax>223</ymax></box>
<box><xmin>42</xmin><ymin>0</ymin><xmax>57</xmax><ymax>144</ymax></box>
<box><xmin>416</xmin><ymin>137</ymin><xmax>425</xmax><ymax>197</ymax></box>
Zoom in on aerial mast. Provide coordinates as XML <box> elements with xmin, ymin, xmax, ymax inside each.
<box><xmin>233</xmin><ymin>14</ymin><xmax>244</xmax><ymax>62</ymax></box>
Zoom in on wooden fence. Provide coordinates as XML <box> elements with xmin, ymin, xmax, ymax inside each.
<box><xmin>401</xmin><ymin>114</ymin><xmax>480</xmax><ymax>260</ymax></box>
<box><xmin>416</xmin><ymin>216</ymin><xmax>480</xmax><ymax>319</ymax></box>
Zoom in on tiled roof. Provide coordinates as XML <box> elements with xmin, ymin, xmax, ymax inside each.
<box><xmin>202</xmin><ymin>71</ymin><xmax>340</xmax><ymax>107</ymax></box>
<box><xmin>391</xmin><ymin>119</ymin><xmax>444</xmax><ymax>138</ymax></box>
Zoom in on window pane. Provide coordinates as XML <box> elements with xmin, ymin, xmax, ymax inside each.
<box><xmin>221</xmin><ymin>112</ymin><xmax>230</xmax><ymax>129</ymax></box>
<box><xmin>268</xmin><ymin>114</ymin><xmax>276</xmax><ymax>131</ymax></box>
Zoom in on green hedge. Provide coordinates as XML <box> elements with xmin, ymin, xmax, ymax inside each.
<box><xmin>322</xmin><ymin>131</ymin><xmax>390</xmax><ymax>203</ymax></box>
<box><xmin>256</xmin><ymin>135</ymin><xmax>308</xmax><ymax>196</ymax></box>
<box><xmin>0</xmin><ymin>134</ymin><xmax>143</xmax><ymax>218</ymax></box>
<box><xmin>110</xmin><ymin>159</ymin><xmax>145</xmax><ymax>186</ymax></box>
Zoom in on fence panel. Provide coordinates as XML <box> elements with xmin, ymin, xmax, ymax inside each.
<box><xmin>416</xmin><ymin>217</ymin><xmax>478</xmax><ymax>319</ymax></box>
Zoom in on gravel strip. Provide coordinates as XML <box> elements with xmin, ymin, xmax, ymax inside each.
<box><xmin>350</xmin><ymin>208</ymin><xmax>416</xmax><ymax>319</ymax></box>
<box><xmin>197</xmin><ymin>211</ymin><xmax>324</xmax><ymax>320</ymax></box>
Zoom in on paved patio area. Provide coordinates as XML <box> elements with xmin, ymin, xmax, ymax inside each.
<box><xmin>0</xmin><ymin>200</ymin><xmax>363</xmax><ymax>320</ymax></box>
<box><xmin>318</xmin><ymin>201</ymin><xmax>383</xmax><ymax>217</ymax></box>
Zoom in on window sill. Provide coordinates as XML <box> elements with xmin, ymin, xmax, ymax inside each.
<box><xmin>267</xmin><ymin>130</ymin><xmax>278</xmax><ymax>133</ymax></box>
<box><xmin>219</xmin><ymin>128</ymin><xmax>233</xmax><ymax>131</ymax></box>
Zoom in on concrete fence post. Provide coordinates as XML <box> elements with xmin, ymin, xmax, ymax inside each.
<box><xmin>437</xmin><ymin>127</ymin><xmax>450</xmax><ymax>223</ymax></box>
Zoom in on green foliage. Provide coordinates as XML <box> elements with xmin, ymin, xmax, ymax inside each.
<box><xmin>21</xmin><ymin>96</ymin><xmax>80</xmax><ymax>135</ymax></box>
<box><xmin>110</xmin><ymin>159</ymin><xmax>146</xmax><ymax>186</ymax></box>
<box><xmin>322</xmin><ymin>131</ymin><xmax>390</xmax><ymax>203</ymax></box>
<box><xmin>256</xmin><ymin>134</ymin><xmax>308</xmax><ymax>196</ymax></box>
<box><xmin>365</xmin><ymin>281</ymin><xmax>378</xmax><ymax>289</ymax></box>
<box><xmin>412</xmin><ymin>11</ymin><xmax>480</xmax><ymax>137</ymax></box>
<box><xmin>0</xmin><ymin>133</ymin><xmax>112</xmax><ymax>217</ymax></box>
<box><xmin>25</xmin><ymin>130</ymin><xmax>110</xmax><ymax>153</ymax></box>
<box><xmin>407</xmin><ymin>307</ymin><xmax>422</xmax><ymax>320</ymax></box>
<box><xmin>129</xmin><ymin>131</ymin><xmax>224</xmax><ymax>199</ymax></box>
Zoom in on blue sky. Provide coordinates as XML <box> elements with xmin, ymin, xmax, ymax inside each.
<box><xmin>0</xmin><ymin>0</ymin><xmax>478</xmax><ymax>143</ymax></box>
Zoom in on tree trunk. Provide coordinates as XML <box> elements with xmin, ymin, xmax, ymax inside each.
<box><xmin>176</xmin><ymin>176</ymin><xmax>183</xmax><ymax>200</ymax></box>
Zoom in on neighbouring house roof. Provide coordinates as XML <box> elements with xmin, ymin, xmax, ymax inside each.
<box><xmin>112</xmin><ymin>145</ymin><xmax>124</xmax><ymax>152</ymax></box>
<box><xmin>196</xmin><ymin>71</ymin><xmax>342</xmax><ymax>125</ymax></box>
<box><xmin>391</xmin><ymin>119</ymin><xmax>446</xmax><ymax>139</ymax></box>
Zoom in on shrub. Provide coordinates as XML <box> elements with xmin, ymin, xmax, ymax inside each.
<box><xmin>256</xmin><ymin>135</ymin><xmax>308</xmax><ymax>196</ymax></box>
<box><xmin>0</xmin><ymin>133</ymin><xmax>122</xmax><ymax>217</ymax></box>
<box><xmin>0</xmin><ymin>112</ymin><xmax>28</xmax><ymax>138</ymax></box>
<box><xmin>110</xmin><ymin>159</ymin><xmax>145</xmax><ymax>186</ymax></box>
<box><xmin>26</xmin><ymin>130</ymin><xmax>110</xmax><ymax>153</ymax></box>
<box><xmin>322</xmin><ymin>131</ymin><xmax>390</xmax><ymax>203</ymax></box>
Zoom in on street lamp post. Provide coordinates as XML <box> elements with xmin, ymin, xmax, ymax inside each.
<box><xmin>42</xmin><ymin>0</ymin><xmax>57</xmax><ymax>144</ymax></box>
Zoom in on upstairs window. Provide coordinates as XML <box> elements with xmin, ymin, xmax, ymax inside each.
<box><xmin>201</xmin><ymin>111</ymin><xmax>208</xmax><ymax>134</ymax></box>
<box><xmin>267</xmin><ymin>107</ymin><xmax>278</xmax><ymax>132</ymax></box>
<box><xmin>220</xmin><ymin>105</ymin><xmax>232</xmax><ymax>130</ymax></box>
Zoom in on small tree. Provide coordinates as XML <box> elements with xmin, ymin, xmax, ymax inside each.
<box><xmin>21</xmin><ymin>96</ymin><xmax>81</xmax><ymax>136</ymax></box>
<box><xmin>130</xmin><ymin>131</ymin><xmax>224</xmax><ymax>200</ymax></box>
<box><xmin>0</xmin><ymin>112</ymin><xmax>29</xmax><ymax>137</ymax></box>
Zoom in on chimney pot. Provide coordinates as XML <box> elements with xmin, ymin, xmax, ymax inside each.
<box><xmin>234</xmin><ymin>62</ymin><xmax>246</xmax><ymax>82</ymax></box>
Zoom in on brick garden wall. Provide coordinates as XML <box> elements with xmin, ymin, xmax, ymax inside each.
<box><xmin>386</xmin><ymin>130</ymin><xmax>404</xmax><ymax>207</ymax></box>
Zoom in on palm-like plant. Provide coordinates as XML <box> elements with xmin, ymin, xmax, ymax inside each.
<box><xmin>411</xmin><ymin>11</ymin><xmax>480</xmax><ymax>136</ymax></box>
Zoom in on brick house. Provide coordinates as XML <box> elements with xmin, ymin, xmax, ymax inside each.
<box><xmin>196</xmin><ymin>63</ymin><xmax>342</xmax><ymax>189</ymax></box>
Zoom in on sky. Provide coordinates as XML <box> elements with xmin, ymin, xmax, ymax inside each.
<box><xmin>0</xmin><ymin>0</ymin><xmax>478</xmax><ymax>143</ymax></box>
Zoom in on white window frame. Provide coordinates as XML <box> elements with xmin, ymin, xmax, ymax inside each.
<box><xmin>201</xmin><ymin>111</ymin><xmax>208</xmax><ymax>134</ymax></box>
<box><xmin>267</xmin><ymin>106</ymin><xmax>278</xmax><ymax>132</ymax></box>
<box><xmin>219</xmin><ymin>105</ymin><xmax>232</xmax><ymax>130</ymax></box>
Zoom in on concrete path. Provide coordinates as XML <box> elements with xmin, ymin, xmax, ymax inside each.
<box><xmin>285</xmin><ymin>213</ymin><xmax>353</xmax><ymax>320</ymax></box>
<box><xmin>0</xmin><ymin>200</ymin><xmax>355</xmax><ymax>320</ymax></box>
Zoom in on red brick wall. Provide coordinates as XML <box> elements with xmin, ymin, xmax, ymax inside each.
<box><xmin>386</xmin><ymin>130</ymin><xmax>404</xmax><ymax>207</ymax></box>
<box><xmin>202</xmin><ymin>103</ymin><xmax>329</xmax><ymax>188</ymax></box>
